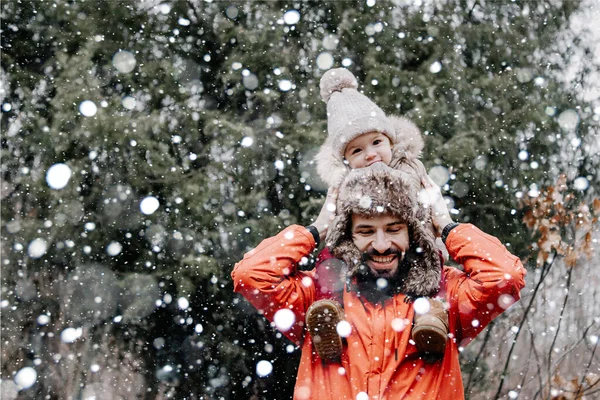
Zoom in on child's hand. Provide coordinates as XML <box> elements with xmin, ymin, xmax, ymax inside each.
<box><xmin>421</xmin><ymin>176</ymin><xmax>454</xmax><ymax>237</ymax></box>
<box><xmin>312</xmin><ymin>187</ymin><xmax>339</xmax><ymax>241</ymax></box>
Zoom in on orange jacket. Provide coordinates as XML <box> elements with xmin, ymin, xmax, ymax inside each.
<box><xmin>232</xmin><ymin>224</ymin><xmax>526</xmax><ymax>400</ymax></box>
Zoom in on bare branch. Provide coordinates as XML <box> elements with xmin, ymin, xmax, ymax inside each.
<box><xmin>574</xmin><ymin>328</ymin><xmax>599</xmax><ymax>398</ymax></box>
<box><xmin>493</xmin><ymin>255</ymin><xmax>556</xmax><ymax>399</ymax></box>
<box><xmin>546</xmin><ymin>266</ymin><xmax>574</xmax><ymax>393</ymax></box>
<box><xmin>465</xmin><ymin>320</ymin><xmax>495</xmax><ymax>393</ymax></box>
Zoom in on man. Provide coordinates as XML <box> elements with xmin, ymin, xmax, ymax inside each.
<box><xmin>231</xmin><ymin>163</ymin><xmax>526</xmax><ymax>399</ymax></box>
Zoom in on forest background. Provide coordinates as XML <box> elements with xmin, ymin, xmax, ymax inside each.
<box><xmin>1</xmin><ymin>0</ymin><xmax>599</xmax><ymax>399</ymax></box>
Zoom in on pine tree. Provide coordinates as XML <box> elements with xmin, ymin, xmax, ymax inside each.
<box><xmin>1</xmin><ymin>0</ymin><xmax>598</xmax><ymax>399</ymax></box>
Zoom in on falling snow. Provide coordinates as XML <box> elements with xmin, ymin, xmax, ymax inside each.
<box><xmin>112</xmin><ymin>50</ymin><xmax>137</xmax><ymax>73</ymax></box>
<box><xmin>1</xmin><ymin>0</ymin><xmax>599</xmax><ymax>399</ymax></box>
<box><xmin>46</xmin><ymin>163</ymin><xmax>72</xmax><ymax>190</ymax></box>
<box><xmin>255</xmin><ymin>360</ymin><xmax>273</xmax><ymax>377</ymax></box>
<box><xmin>14</xmin><ymin>367</ymin><xmax>37</xmax><ymax>390</ymax></box>
<box><xmin>79</xmin><ymin>100</ymin><xmax>97</xmax><ymax>117</ymax></box>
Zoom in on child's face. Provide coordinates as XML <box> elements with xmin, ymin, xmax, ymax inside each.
<box><xmin>344</xmin><ymin>132</ymin><xmax>393</xmax><ymax>169</ymax></box>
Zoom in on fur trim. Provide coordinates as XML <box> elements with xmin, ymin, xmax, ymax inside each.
<box><xmin>324</xmin><ymin>163</ymin><xmax>440</xmax><ymax>298</ymax></box>
<box><xmin>314</xmin><ymin>137</ymin><xmax>350</xmax><ymax>187</ymax></box>
<box><xmin>320</xmin><ymin>68</ymin><xmax>358</xmax><ymax>103</ymax></box>
<box><xmin>389</xmin><ymin>155</ymin><xmax>428</xmax><ymax>191</ymax></box>
<box><xmin>388</xmin><ymin>116</ymin><xmax>428</xmax><ymax>191</ymax></box>
<box><xmin>388</xmin><ymin>115</ymin><xmax>424</xmax><ymax>157</ymax></box>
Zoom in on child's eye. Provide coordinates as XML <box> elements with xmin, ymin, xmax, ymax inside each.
<box><xmin>352</xmin><ymin>148</ymin><xmax>362</xmax><ymax>155</ymax></box>
<box><xmin>373</xmin><ymin>139</ymin><xmax>382</xmax><ymax>145</ymax></box>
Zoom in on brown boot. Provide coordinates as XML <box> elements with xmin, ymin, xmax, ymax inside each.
<box><xmin>306</xmin><ymin>299</ymin><xmax>344</xmax><ymax>362</ymax></box>
<box><xmin>411</xmin><ymin>298</ymin><xmax>449</xmax><ymax>359</ymax></box>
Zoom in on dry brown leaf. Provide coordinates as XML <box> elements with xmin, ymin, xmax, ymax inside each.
<box><xmin>557</xmin><ymin>174</ymin><xmax>567</xmax><ymax>190</ymax></box>
<box><xmin>540</xmin><ymin>232</ymin><xmax>562</xmax><ymax>253</ymax></box>
<box><xmin>564</xmin><ymin>248</ymin><xmax>579</xmax><ymax>268</ymax></box>
<box><xmin>593</xmin><ymin>198</ymin><xmax>600</xmax><ymax>214</ymax></box>
<box><xmin>523</xmin><ymin>209</ymin><xmax>536</xmax><ymax>229</ymax></box>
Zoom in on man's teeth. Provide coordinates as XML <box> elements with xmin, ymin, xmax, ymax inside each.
<box><xmin>371</xmin><ymin>255</ymin><xmax>395</xmax><ymax>263</ymax></box>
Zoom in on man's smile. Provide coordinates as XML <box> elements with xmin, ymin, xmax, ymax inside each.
<box><xmin>369</xmin><ymin>254</ymin><xmax>396</xmax><ymax>265</ymax></box>
<box><xmin>365</xmin><ymin>250</ymin><xmax>402</xmax><ymax>277</ymax></box>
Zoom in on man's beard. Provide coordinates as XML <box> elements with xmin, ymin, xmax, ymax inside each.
<box><xmin>361</xmin><ymin>248</ymin><xmax>404</xmax><ymax>277</ymax></box>
<box><xmin>352</xmin><ymin>248</ymin><xmax>411</xmax><ymax>302</ymax></box>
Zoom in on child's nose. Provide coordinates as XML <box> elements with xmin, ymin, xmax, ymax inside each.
<box><xmin>365</xmin><ymin>147</ymin><xmax>377</xmax><ymax>159</ymax></box>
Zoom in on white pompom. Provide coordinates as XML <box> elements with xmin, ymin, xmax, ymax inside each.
<box><xmin>319</xmin><ymin>68</ymin><xmax>358</xmax><ymax>103</ymax></box>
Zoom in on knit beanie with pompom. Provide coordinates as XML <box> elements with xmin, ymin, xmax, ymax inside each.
<box><xmin>319</xmin><ymin>68</ymin><xmax>395</xmax><ymax>158</ymax></box>
<box><xmin>316</xmin><ymin>68</ymin><xmax>426</xmax><ymax>188</ymax></box>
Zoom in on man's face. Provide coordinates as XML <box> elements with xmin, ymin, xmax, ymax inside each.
<box><xmin>351</xmin><ymin>213</ymin><xmax>409</xmax><ymax>278</ymax></box>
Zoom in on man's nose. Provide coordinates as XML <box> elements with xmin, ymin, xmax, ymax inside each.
<box><xmin>371</xmin><ymin>231</ymin><xmax>390</xmax><ymax>253</ymax></box>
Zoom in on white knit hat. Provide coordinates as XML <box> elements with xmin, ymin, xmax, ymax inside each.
<box><xmin>315</xmin><ymin>68</ymin><xmax>425</xmax><ymax>187</ymax></box>
<box><xmin>319</xmin><ymin>68</ymin><xmax>395</xmax><ymax>158</ymax></box>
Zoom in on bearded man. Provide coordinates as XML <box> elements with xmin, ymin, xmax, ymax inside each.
<box><xmin>231</xmin><ymin>163</ymin><xmax>526</xmax><ymax>400</ymax></box>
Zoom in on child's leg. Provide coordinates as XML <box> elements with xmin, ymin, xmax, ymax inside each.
<box><xmin>314</xmin><ymin>256</ymin><xmax>345</xmax><ymax>302</ymax></box>
<box><xmin>411</xmin><ymin>297</ymin><xmax>449</xmax><ymax>361</ymax></box>
<box><xmin>306</xmin><ymin>299</ymin><xmax>344</xmax><ymax>362</ymax></box>
<box><xmin>307</xmin><ymin>251</ymin><xmax>346</xmax><ymax>362</ymax></box>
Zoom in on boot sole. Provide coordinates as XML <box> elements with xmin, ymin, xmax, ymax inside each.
<box><xmin>412</xmin><ymin>324</ymin><xmax>447</xmax><ymax>356</ymax></box>
<box><xmin>306</xmin><ymin>299</ymin><xmax>344</xmax><ymax>362</ymax></box>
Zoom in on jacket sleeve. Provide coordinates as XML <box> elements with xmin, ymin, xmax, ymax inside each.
<box><xmin>444</xmin><ymin>224</ymin><xmax>527</xmax><ymax>346</ymax></box>
<box><xmin>231</xmin><ymin>225</ymin><xmax>317</xmax><ymax>345</ymax></box>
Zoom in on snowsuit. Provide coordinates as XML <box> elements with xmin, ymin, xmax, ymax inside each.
<box><xmin>232</xmin><ymin>223</ymin><xmax>526</xmax><ymax>400</ymax></box>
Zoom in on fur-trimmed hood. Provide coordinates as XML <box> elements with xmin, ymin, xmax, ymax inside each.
<box><xmin>324</xmin><ymin>163</ymin><xmax>441</xmax><ymax>298</ymax></box>
<box><xmin>315</xmin><ymin>115</ymin><xmax>426</xmax><ymax>188</ymax></box>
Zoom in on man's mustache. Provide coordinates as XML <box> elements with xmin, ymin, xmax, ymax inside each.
<box><xmin>363</xmin><ymin>247</ymin><xmax>404</xmax><ymax>259</ymax></box>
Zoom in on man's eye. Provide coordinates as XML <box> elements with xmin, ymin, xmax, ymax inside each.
<box><xmin>387</xmin><ymin>225</ymin><xmax>405</xmax><ymax>233</ymax></box>
<box><xmin>356</xmin><ymin>230</ymin><xmax>372</xmax><ymax>236</ymax></box>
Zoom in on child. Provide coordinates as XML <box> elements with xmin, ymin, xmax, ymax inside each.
<box><xmin>306</xmin><ymin>68</ymin><xmax>448</xmax><ymax>363</ymax></box>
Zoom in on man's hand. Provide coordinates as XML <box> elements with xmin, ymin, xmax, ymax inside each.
<box><xmin>311</xmin><ymin>187</ymin><xmax>339</xmax><ymax>241</ymax></box>
<box><xmin>420</xmin><ymin>176</ymin><xmax>454</xmax><ymax>237</ymax></box>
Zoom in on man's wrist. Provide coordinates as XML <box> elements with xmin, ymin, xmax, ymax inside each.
<box><xmin>441</xmin><ymin>222</ymin><xmax>460</xmax><ymax>243</ymax></box>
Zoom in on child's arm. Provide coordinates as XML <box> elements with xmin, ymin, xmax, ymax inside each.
<box><xmin>310</xmin><ymin>187</ymin><xmax>346</xmax><ymax>299</ymax></box>
<box><xmin>313</xmin><ymin>248</ymin><xmax>346</xmax><ymax>298</ymax></box>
